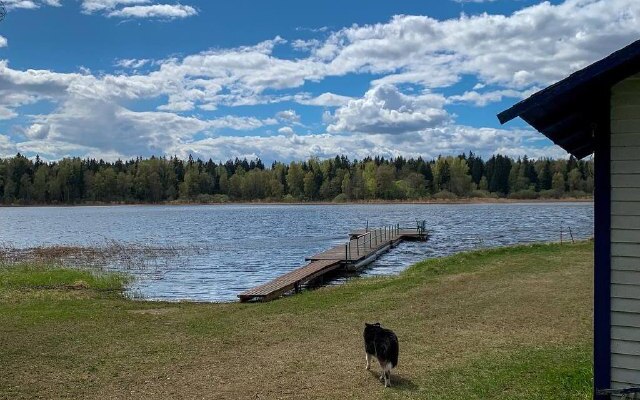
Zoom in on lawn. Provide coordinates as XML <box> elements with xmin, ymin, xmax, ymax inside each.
<box><xmin>0</xmin><ymin>241</ymin><xmax>593</xmax><ymax>399</ymax></box>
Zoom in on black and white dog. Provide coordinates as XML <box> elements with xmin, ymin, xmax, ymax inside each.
<box><xmin>363</xmin><ymin>322</ymin><xmax>399</xmax><ymax>387</ymax></box>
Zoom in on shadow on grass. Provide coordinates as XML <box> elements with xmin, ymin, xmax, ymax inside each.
<box><xmin>367</xmin><ymin>370</ymin><xmax>418</xmax><ymax>392</ymax></box>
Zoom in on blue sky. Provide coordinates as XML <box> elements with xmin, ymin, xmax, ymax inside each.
<box><xmin>0</xmin><ymin>0</ymin><xmax>638</xmax><ymax>163</ymax></box>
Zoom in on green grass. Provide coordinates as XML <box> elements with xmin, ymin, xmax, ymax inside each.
<box><xmin>0</xmin><ymin>241</ymin><xmax>594</xmax><ymax>399</ymax></box>
<box><xmin>416</xmin><ymin>344</ymin><xmax>592</xmax><ymax>400</ymax></box>
<box><xmin>0</xmin><ymin>264</ymin><xmax>128</xmax><ymax>291</ymax></box>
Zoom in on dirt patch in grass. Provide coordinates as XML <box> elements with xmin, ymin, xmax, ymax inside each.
<box><xmin>128</xmin><ymin>308</ymin><xmax>179</xmax><ymax>316</ymax></box>
<box><xmin>0</xmin><ymin>242</ymin><xmax>593</xmax><ymax>399</ymax></box>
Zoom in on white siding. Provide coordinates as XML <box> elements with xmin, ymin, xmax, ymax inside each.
<box><xmin>611</xmin><ymin>73</ymin><xmax>640</xmax><ymax>389</ymax></box>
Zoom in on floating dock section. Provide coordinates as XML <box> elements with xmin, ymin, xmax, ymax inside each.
<box><xmin>238</xmin><ymin>224</ymin><xmax>428</xmax><ymax>302</ymax></box>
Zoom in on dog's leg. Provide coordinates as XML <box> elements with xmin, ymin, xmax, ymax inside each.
<box><xmin>384</xmin><ymin>366</ymin><xmax>392</xmax><ymax>388</ymax></box>
<box><xmin>378</xmin><ymin>360</ymin><xmax>385</xmax><ymax>381</ymax></box>
<box><xmin>365</xmin><ymin>353</ymin><xmax>372</xmax><ymax>370</ymax></box>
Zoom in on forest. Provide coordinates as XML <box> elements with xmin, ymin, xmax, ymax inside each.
<box><xmin>0</xmin><ymin>153</ymin><xmax>593</xmax><ymax>204</ymax></box>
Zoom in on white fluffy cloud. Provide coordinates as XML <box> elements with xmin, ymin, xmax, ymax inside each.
<box><xmin>328</xmin><ymin>84</ymin><xmax>450</xmax><ymax>134</ymax></box>
<box><xmin>3</xmin><ymin>0</ymin><xmax>60</xmax><ymax>10</ymax></box>
<box><xmin>81</xmin><ymin>0</ymin><xmax>149</xmax><ymax>13</ymax></box>
<box><xmin>114</xmin><ymin>58</ymin><xmax>150</xmax><ymax>69</ymax></box>
<box><xmin>295</xmin><ymin>92</ymin><xmax>353</xmax><ymax>107</ymax></box>
<box><xmin>0</xmin><ymin>36</ymin><xmax>7</xmax><ymax>48</ymax></box>
<box><xmin>276</xmin><ymin>109</ymin><xmax>301</xmax><ymax>124</ymax></box>
<box><xmin>447</xmin><ymin>88</ymin><xmax>538</xmax><ymax>106</ymax></box>
<box><xmin>277</xmin><ymin>126</ymin><xmax>295</xmax><ymax>136</ymax></box>
<box><xmin>81</xmin><ymin>0</ymin><xmax>197</xmax><ymax>19</ymax></box>
<box><xmin>23</xmin><ymin>123</ymin><xmax>49</xmax><ymax>139</ymax></box>
<box><xmin>107</xmin><ymin>4</ymin><xmax>197</xmax><ymax>19</ymax></box>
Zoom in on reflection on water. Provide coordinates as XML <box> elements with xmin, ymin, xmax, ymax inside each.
<box><xmin>0</xmin><ymin>202</ymin><xmax>593</xmax><ymax>302</ymax></box>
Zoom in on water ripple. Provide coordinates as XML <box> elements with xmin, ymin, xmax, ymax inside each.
<box><xmin>0</xmin><ymin>202</ymin><xmax>593</xmax><ymax>302</ymax></box>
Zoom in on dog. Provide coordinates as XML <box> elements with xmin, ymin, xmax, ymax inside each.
<box><xmin>363</xmin><ymin>322</ymin><xmax>399</xmax><ymax>387</ymax></box>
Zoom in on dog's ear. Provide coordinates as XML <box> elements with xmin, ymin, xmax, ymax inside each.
<box><xmin>365</xmin><ymin>322</ymin><xmax>371</xmax><ymax>327</ymax></box>
<box><xmin>374</xmin><ymin>322</ymin><xmax>381</xmax><ymax>326</ymax></box>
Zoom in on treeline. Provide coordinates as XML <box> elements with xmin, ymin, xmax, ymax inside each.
<box><xmin>0</xmin><ymin>153</ymin><xmax>593</xmax><ymax>205</ymax></box>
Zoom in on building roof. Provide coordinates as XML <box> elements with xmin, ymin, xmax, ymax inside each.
<box><xmin>498</xmin><ymin>39</ymin><xmax>640</xmax><ymax>159</ymax></box>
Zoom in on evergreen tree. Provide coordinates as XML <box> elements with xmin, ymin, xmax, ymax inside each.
<box><xmin>486</xmin><ymin>155</ymin><xmax>511</xmax><ymax>194</ymax></box>
<box><xmin>539</xmin><ymin>161</ymin><xmax>553</xmax><ymax>191</ymax></box>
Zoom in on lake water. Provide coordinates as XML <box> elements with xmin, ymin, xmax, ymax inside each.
<box><xmin>0</xmin><ymin>202</ymin><xmax>593</xmax><ymax>302</ymax></box>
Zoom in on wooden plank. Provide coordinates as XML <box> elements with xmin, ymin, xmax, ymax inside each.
<box><xmin>613</xmin><ymin>256</ymin><xmax>640</xmax><ymax>271</ymax></box>
<box><xmin>611</xmin><ymin>270</ymin><xmax>640</xmax><ymax>285</ymax></box>
<box><xmin>612</xmin><ymin>202</ymin><xmax>640</xmax><ymax>216</ymax></box>
<box><xmin>612</xmin><ymin>311</ymin><xmax>640</xmax><ymax>328</ymax></box>
<box><xmin>612</xmin><ymin>354</ymin><xmax>640</xmax><ymax>371</ymax></box>
<box><xmin>612</xmin><ymin>161</ymin><xmax>640</xmax><ymax>175</ymax></box>
<box><xmin>611</xmin><ymin>105</ymin><xmax>640</xmax><ymax>121</ymax></box>
<box><xmin>613</xmin><ymin>243</ymin><xmax>640</xmax><ymax>257</ymax></box>
<box><xmin>612</xmin><ymin>326</ymin><xmax>640</xmax><ymax>342</ymax></box>
<box><xmin>611</xmin><ymin>283</ymin><xmax>640</xmax><ymax>299</ymax></box>
<box><xmin>612</xmin><ymin>339</ymin><xmax>640</xmax><ymax>356</ymax></box>
<box><xmin>612</xmin><ymin>215</ymin><xmax>640</xmax><ymax>229</ymax></box>
<box><xmin>612</xmin><ymin>229</ymin><xmax>640</xmax><ymax>243</ymax></box>
<box><xmin>611</xmin><ymin>298</ymin><xmax>640</xmax><ymax>313</ymax></box>
<box><xmin>612</xmin><ymin>147</ymin><xmax>640</xmax><ymax>161</ymax></box>
<box><xmin>612</xmin><ymin>284</ymin><xmax>640</xmax><ymax>299</ymax></box>
<box><xmin>611</xmin><ymin>93</ymin><xmax>640</xmax><ymax>108</ymax></box>
<box><xmin>612</xmin><ymin>134</ymin><xmax>640</xmax><ymax>147</ymax></box>
<box><xmin>612</xmin><ymin>174</ymin><xmax>640</xmax><ymax>188</ymax></box>
<box><xmin>238</xmin><ymin>259</ymin><xmax>341</xmax><ymax>301</ymax></box>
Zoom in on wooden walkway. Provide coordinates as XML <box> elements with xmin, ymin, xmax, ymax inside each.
<box><xmin>238</xmin><ymin>225</ymin><xmax>427</xmax><ymax>302</ymax></box>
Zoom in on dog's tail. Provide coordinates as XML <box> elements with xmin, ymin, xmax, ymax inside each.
<box><xmin>389</xmin><ymin>334</ymin><xmax>399</xmax><ymax>368</ymax></box>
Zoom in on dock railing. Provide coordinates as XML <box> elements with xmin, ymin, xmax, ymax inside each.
<box><xmin>345</xmin><ymin>224</ymin><xmax>402</xmax><ymax>262</ymax></box>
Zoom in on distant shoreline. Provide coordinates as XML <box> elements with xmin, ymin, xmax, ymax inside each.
<box><xmin>0</xmin><ymin>197</ymin><xmax>593</xmax><ymax>208</ymax></box>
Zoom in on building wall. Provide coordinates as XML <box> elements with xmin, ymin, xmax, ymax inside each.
<box><xmin>610</xmin><ymin>72</ymin><xmax>640</xmax><ymax>390</ymax></box>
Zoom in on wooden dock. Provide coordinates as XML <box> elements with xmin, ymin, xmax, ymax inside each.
<box><xmin>238</xmin><ymin>225</ymin><xmax>427</xmax><ymax>302</ymax></box>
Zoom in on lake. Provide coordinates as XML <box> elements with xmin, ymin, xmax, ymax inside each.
<box><xmin>0</xmin><ymin>202</ymin><xmax>593</xmax><ymax>302</ymax></box>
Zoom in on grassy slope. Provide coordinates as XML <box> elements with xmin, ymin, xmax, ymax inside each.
<box><xmin>0</xmin><ymin>242</ymin><xmax>593</xmax><ymax>399</ymax></box>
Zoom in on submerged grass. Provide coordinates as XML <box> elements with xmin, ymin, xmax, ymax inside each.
<box><xmin>0</xmin><ymin>241</ymin><xmax>593</xmax><ymax>399</ymax></box>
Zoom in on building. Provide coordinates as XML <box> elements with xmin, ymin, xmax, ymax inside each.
<box><xmin>499</xmin><ymin>39</ymin><xmax>640</xmax><ymax>399</ymax></box>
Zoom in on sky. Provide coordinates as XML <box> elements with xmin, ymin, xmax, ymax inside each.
<box><xmin>0</xmin><ymin>0</ymin><xmax>638</xmax><ymax>163</ymax></box>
